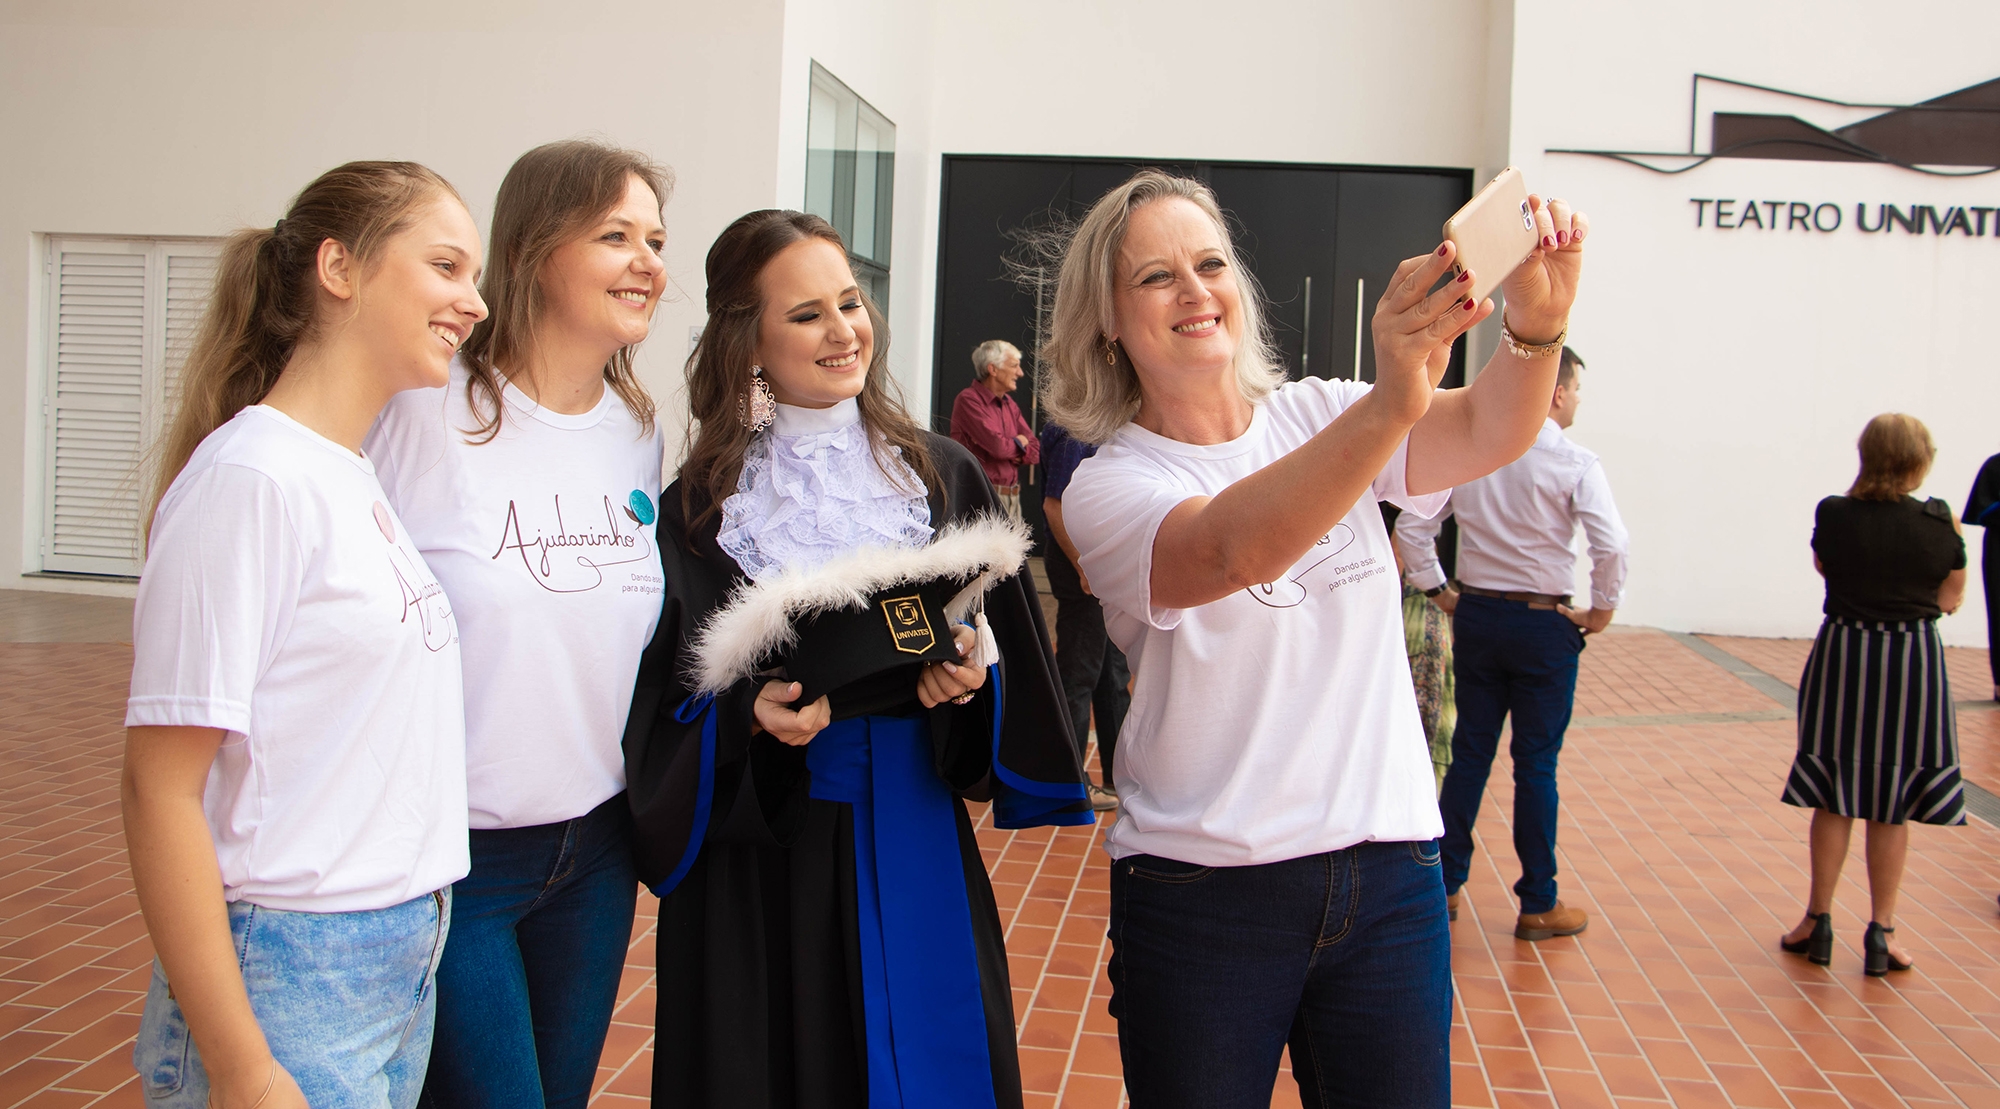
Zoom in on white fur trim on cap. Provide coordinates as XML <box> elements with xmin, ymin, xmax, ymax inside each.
<box><xmin>687</xmin><ymin>513</ymin><xmax>1031</xmax><ymax>694</ymax></box>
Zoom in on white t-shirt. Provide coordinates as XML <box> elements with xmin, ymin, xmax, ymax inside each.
<box><xmin>126</xmin><ymin>405</ymin><xmax>469</xmax><ymax>913</ymax></box>
<box><xmin>1064</xmin><ymin>377</ymin><xmax>1449</xmax><ymax>866</ymax></box>
<box><xmin>367</xmin><ymin>361</ymin><xmax>663</xmax><ymax>829</ymax></box>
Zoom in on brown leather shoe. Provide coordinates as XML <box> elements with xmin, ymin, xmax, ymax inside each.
<box><xmin>1446</xmin><ymin>891</ymin><xmax>1461</xmax><ymax>921</ymax></box>
<box><xmin>1515</xmin><ymin>901</ymin><xmax>1588</xmax><ymax>941</ymax></box>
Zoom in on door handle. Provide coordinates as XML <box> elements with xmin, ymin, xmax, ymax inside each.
<box><xmin>1352</xmin><ymin>278</ymin><xmax>1365</xmax><ymax>380</ymax></box>
<box><xmin>1301</xmin><ymin>276</ymin><xmax>1311</xmax><ymax>377</ymax></box>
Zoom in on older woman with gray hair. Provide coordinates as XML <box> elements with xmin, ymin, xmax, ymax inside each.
<box><xmin>1048</xmin><ymin>170</ymin><xmax>1587</xmax><ymax>1107</ymax></box>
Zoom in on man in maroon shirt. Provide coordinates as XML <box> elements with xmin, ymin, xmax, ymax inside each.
<box><xmin>949</xmin><ymin>340</ymin><xmax>1040</xmax><ymax>519</ymax></box>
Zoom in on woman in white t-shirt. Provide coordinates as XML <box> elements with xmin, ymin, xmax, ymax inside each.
<box><xmin>1044</xmin><ymin>171</ymin><xmax>1589</xmax><ymax>1108</ymax></box>
<box><xmin>365</xmin><ymin>140</ymin><xmax>669</xmax><ymax>1109</ymax></box>
<box><xmin>125</xmin><ymin>163</ymin><xmax>486</xmax><ymax>1109</ymax></box>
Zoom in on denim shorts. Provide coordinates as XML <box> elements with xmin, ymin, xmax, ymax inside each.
<box><xmin>134</xmin><ymin>888</ymin><xmax>451</xmax><ymax>1108</ymax></box>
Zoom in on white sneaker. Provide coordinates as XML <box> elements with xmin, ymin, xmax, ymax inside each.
<box><xmin>1088</xmin><ymin>783</ymin><xmax>1119</xmax><ymax>812</ymax></box>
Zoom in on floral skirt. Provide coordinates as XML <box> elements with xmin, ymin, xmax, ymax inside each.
<box><xmin>1402</xmin><ymin>584</ymin><xmax>1455</xmax><ymax>794</ymax></box>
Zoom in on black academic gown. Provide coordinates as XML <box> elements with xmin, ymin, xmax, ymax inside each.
<box><xmin>1965</xmin><ymin>454</ymin><xmax>2000</xmax><ymax>688</ymax></box>
<box><xmin>623</xmin><ymin>433</ymin><xmax>1089</xmax><ymax>1109</ymax></box>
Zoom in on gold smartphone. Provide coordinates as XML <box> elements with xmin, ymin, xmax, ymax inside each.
<box><xmin>1441</xmin><ymin>167</ymin><xmax>1538</xmax><ymax>306</ymax></box>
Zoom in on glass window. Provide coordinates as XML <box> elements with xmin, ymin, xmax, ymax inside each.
<box><xmin>805</xmin><ymin>63</ymin><xmax>894</xmax><ymax>307</ymax></box>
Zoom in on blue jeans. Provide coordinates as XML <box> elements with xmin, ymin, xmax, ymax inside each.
<box><xmin>1107</xmin><ymin>841</ymin><xmax>1451</xmax><ymax>1108</ymax></box>
<box><xmin>1439</xmin><ymin>594</ymin><xmax>1583</xmax><ymax>915</ymax></box>
<box><xmin>420</xmin><ymin>794</ymin><xmax>638</xmax><ymax>1109</ymax></box>
<box><xmin>134</xmin><ymin>889</ymin><xmax>451</xmax><ymax>1108</ymax></box>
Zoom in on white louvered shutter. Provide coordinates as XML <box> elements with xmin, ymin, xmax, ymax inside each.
<box><xmin>45</xmin><ymin>241</ymin><xmax>147</xmax><ymax>574</ymax></box>
<box><xmin>159</xmin><ymin>250</ymin><xmax>217</xmax><ymax>436</ymax></box>
<box><xmin>41</xmin><ymin>238</ymin><xmax>220</xmax><ymax>576</ymax></box>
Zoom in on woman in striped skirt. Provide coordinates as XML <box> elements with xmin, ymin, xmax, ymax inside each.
<box><xmin>1780</xmin><ymin>413</ymin><xmax>1967</xmax><ymax>976</ymax></box>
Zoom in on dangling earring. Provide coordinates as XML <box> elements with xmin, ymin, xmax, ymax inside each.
<box><xmin>739</xmin><ymin>365</ymin><xmax>777</xmax><ymax>431</ymax></box>
<box><xmin>1103</xmin><ymin>338</ymin><xmax>1118</xmax><ymax>366</ymax></box>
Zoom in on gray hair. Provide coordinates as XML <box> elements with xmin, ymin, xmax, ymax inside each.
<box><xmin>970</xmin><ymin>339</ymin><xmax>1021</xmax><ymax>378</ymax></box>
<box><xmin>1038</xmin><ymin>170</ymin><xmax>1284</xmax><ymax>444</ymax></box>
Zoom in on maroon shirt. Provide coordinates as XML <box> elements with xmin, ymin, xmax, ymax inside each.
<box><xmin>949</xmin><ymin>383</ymin><xmax>1040</xmax><ymax>488</ymax></box>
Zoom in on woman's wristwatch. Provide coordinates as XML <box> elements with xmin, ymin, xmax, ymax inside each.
<box><xmin>1501</xmin><ymin>320</ymin><xmax>1567</xmax><ymax>359</ymax></box>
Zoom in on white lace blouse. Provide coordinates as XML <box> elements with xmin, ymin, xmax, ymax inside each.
<box><xmin>716</xmin><ymin>398</ymin><xmax>933</xmax><ymax>582</ymax></box>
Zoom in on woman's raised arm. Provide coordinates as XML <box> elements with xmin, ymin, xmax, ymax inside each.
<box><xmin>1407</xmin><ymin>197</ymin><xmax>1587</xmax><ymax>494</ymax></box>
<box><xmin>1148</xmin><ymin>240</ymin><xmax>1491</xmax><ymax>610</ymax></box>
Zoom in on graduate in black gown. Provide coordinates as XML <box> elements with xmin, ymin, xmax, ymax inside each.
<box><xmin>623</xmin><ymin>210</ymin><xmax>1091</xmax><ymax>1109</ymax></box>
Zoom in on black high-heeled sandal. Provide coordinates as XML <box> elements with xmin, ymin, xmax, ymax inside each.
<box><xmin>1780</xmin><ymin>912</ymin><xmax>1833</xmax><ymax>966</ymax></box>
<box><xmin>1863</xmin><ymin>921</ymin><xmax>1913</xmax><ymax>976</ymax></box>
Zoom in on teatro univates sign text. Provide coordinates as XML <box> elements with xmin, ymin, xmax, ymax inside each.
<box><xmin>1688</xmin><ymin>199</ymin><xmax>2000</xmax><ymax>236</ymax></box>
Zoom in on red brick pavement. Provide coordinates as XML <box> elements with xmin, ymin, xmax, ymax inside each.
<box><xmin>0</xmin><ymin>643</ymin><xmax>151</xmax><ymax>1107</ymax></box>
<box><xmin>1701</xmin><ymin>634</ymin><xmax>1994</xmax><ymax>705</ymax></box>
<box><xmin>1701</xmin><ymin>633</ymin><xmax>2000</xmax><ymax>797</ymax></box>
<box><xmin>6</xmin><ymin>627</ymin><xmax>2000</xmax><ymax>1107</ymax></box>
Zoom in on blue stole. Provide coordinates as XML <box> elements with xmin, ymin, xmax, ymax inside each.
<box><xmin>806</xmin><ymin>712</ymin><xmax>996</xmax><ymax>1109</ymax></box>
<box><xmin>980</xmin><ymin>666</ymin><xmax>1095</xmax><ymax>830</ymax></box>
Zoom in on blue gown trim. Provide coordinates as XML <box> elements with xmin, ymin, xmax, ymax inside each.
<box><xmin>983</xmin><ymin>664</ymin><xmax>1095</xmax><ymax>829</ymax></box>
<box><xmin>650</xmin><ymin>692</ymin><xmax>720</xmax><ymax>897</ymax></box>
<box><xmin>806</xmin><ymin>714</ymin><xmax>998</xmax><ymax>1109</ymax></box>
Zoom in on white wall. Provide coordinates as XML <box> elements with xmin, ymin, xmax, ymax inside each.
<box><xmin>0</xmin><ymin>0</ymin><xmax>789</xmax><ymax>594</ymax></box>
<box><xmin>1510</xmin><ymin>0</ymin><xmax>2000</xmax><ymax>643</ymax></box>
<box><xmin>794</xmin><ymin>0</ymin><xmax>1514</xmax><ymax>418</ymax></box>
<box><xmin>15</xmin><ymin>0</ymin><xmax>1989</xmax><ymax>650</ymax></box>
<box><xmin>771</xmin><ymin>0</ymin><xmax>944</xmax><ymax>412</ymax></box>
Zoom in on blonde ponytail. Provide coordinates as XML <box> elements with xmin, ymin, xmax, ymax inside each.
<box><xmin>148</xmin><ymin>161</ymin><xmax>462</xmax><ymax>529</ymax></box>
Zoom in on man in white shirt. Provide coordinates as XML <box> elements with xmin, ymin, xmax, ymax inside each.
<box><xmin>1395</xmin><ymin>347</ymin><xmax>1627</xmax><ymax>942</ymax></box>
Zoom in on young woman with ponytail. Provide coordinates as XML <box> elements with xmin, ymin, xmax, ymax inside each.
<box><xmin>122</xmin><ymin>161</ymin><xmax>486</xmax><ymax>1109</ymax></box>
<box><xmin>365</xmin><ymin>140</ymin><xmax>671</xmax><ymax>1109</ymax></box>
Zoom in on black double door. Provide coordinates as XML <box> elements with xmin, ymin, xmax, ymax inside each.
<box><xmin>929</xmin><ymin>155</ymin><xmax>1471</xmax><ymax>553</ymax></box>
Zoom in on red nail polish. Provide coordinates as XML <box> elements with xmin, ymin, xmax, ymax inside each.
<box><xmin>1436</xmin><ymin>244</ymin><xmax>1449</xmax><ymax>257</ymax></box>
<box><xmin>1543</xmin><ymin>235</ymin><xmax>1555</xmax><ymax>249</ymax></box>
<box><xmin>1557</xmin><ymin>231</ymin><xmax>1568</xmax><ymax>245</ymax></box>
<box><xmin>1456</xmin><ymin>271</ymin><xmax>1471</xmax><ymax>284</ymax></box>
<box><xmin>1463</xmin><ymin>297</ymin><xmax>1476</xmax><ymax>311</ymax></box>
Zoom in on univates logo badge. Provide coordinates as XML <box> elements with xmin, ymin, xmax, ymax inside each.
<box><xmin>881</xmin><ymin>594</ymin><xmax>937</xmax><ymax>654</ymax></box>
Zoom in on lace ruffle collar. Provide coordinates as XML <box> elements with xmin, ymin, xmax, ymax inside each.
<box><xmin>716</xmin><ymin>399</ymin><xmax>933</xmax><ymax>582</ymax></box>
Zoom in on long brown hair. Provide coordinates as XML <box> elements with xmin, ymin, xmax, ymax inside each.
<box><xmin>1849</xmin><ymin>413</ymin><xmax>1935</xmax><ymax>500</ymax></box>
<box><xmin>459</xmin><ymin>139</ymin><xmax>674</xmax><ymax>441</ymax></box>
<box><xmin>680</xmin><ymin>210</ymin><xmax>936</xmax><ymax>532</ymax></box>
<box><xmin>150</xmin><ymin>161</ymin><xmax>461</xmax><ymax>524</ymax></box>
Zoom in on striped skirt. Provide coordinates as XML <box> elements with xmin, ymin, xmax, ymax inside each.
<box><xmin>1782</xmin><ymin>615</ymin><xmax>1965</xmax><ymax>825</ymax></box>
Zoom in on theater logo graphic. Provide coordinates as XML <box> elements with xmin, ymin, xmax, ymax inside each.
<box><xmin>1552</xmin><ymin>73</ymin><xmax>2000</xmax><ymax>174</ymax></box>
<box><xmin>1550</xmin><ymin>73</ymin><xmax>2000</xmax><ymax>237</ymax></box>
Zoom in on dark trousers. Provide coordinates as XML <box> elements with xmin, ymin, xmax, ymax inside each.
<box><xmin>1107</xmin><ymin>842</ymin><xmax>1451</xmax><ymax>1108</ymax></box>
<box><xmin>1985</xmin><ymin>531</ymin><xmax>2000</xmax><ymax>689</ymax></box>
<box><xmin>421</xmin><ymin>794</ymin><xmax>639</xmax><ymax>1109</ymax></box>
<box><xmin>1044</xmin><ymin>540</ymin><xmax>1129</xmax><ymax>781</ymax></box>
<box><xmin>1438</xmin><ymin>594</ymin><xmax>1583</xmax><ymax>916</ymax></box>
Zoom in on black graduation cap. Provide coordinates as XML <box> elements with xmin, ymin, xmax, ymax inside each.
<box><xmin>688</xmin><ymin>517</ymin><xmax>1031</xmax><ymax>718</ymax></box>
<box><xmin>781</xmin><ymin>575</ymin><xmax>972</xmax><ymax>716</ymax></box>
